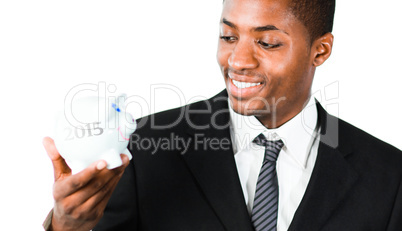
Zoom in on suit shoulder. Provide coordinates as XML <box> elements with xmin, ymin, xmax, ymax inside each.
<box><xmin>337</xmin><ymin>118</ymin><xmax>402</xmax><ymax>172</ymax></box>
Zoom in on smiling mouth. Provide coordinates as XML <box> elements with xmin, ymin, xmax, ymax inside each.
<box><xmin>231</xmin><ymin>79</ymin><xmax>262</xmax><ymax>89</ymax></box>
<box><xmin>228</xmin><ymin>72</ymin><xmax>263</xmax><ymax>89</ymax></box>
<box><xmin>227</xmin><ymin>73</ymin><xmax>265</xmax><ymax>99</ymax></box>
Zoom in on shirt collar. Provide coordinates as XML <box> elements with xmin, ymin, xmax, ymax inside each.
<box><xmin>229</xmin><ymin>96</ymin><xmax>319</xmax><ymax>169</ymax></box>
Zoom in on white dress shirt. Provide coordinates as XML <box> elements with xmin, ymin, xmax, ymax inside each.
<box><xmin>229</xmin><ymin>96</ymin><xmax>320</xmax><ymax>231</ymax></box>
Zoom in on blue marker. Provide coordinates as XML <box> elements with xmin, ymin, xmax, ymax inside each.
<box><xmin>112</xmin><ymin>103</ymin><xmax>121</xmax><ymax>112</ymax></box>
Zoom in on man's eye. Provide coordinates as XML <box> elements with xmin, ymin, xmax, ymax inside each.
<box><xmin>220</xmin><ymin>36</ymin><xmax>237</xmax><ymax>42</ymax></box>
<box><xmin>258</xmin><ymin>40</ymin><xmax>281</xmax><ymax>49</ymax></box>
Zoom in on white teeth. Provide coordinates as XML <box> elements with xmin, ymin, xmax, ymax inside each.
<box><xmin>232</xmin><ymin>79</ymin><xmax>261</xmax><ymax>89</ymax></box>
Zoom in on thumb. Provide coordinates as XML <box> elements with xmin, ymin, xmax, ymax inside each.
<box><xmin>43</xmin><ymin>136</ymin><xmax>71</xmax><ymax>181</ymax></box>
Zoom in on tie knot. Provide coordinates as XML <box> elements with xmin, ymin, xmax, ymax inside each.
<box><xmin>253</xmin><ymin>133</ymin><xmax>284</xmax><ymax>162</ymax></box>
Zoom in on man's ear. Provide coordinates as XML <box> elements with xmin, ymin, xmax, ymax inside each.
<box><xmin>311</xmin><ymin>32</ymin><xmax>334</xmax><ymax>67</ymax></box>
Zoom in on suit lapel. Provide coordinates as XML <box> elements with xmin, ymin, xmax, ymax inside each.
<box><xmin>181</xmin><ymin>90</ymin><xmax>254</xmax><ymax>231</ymax></box>
<box><xmin>180</xmin><ymin>92</ymin><xmax>359</xmax><ymax>231</ymax></box>
<box><xmin>288</xmin><ymin>103</ymin><xmax>359</xmax><ymax>231</ymax></box>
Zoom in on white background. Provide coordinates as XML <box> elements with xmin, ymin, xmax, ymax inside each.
<box><xmin>0</xmin><ymin>1</ymin><xmax>401</xmax><ymax>230</ymax></box>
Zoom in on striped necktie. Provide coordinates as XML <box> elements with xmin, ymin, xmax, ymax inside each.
<box><xmin>251</xmin><ymin>134</ymin><xmax>284</xmax><ymax>231</ymax></box>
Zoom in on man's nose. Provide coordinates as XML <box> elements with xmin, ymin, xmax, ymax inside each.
<box><xmin>228</xmin><ymin>40</ymin><xmax>258</xmax><ymax>70</ymax></box>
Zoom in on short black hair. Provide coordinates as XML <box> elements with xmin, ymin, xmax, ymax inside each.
<box><xmin>288</xmin><ymin>0</ymin><xmax>336</xmax><ymax>42</ymax></box>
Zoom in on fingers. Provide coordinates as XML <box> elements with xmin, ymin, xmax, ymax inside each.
<box><xmin>53</xmin><ymin>154</ymin><xmax>130</xmax><ymax>224</ymax></box>
<box><xmin>53</xmin><ymin>154</ymin><xmax>129</xmax><ymax>200</ymax></box>
<box><xmin>120</xmin><ymin>154</ymin><xmax>131</xmax><ymax>168</ymax></box>
<box><xmin>83</xmin><ymin>173</ymin><xmax>123</xmax><ymax>220</ymax></box>
<box><xmin>87</xmin><ymin>155</ymin><xmax>130</xmax><ymax>209</ymax></box>
<box><xmin>68</xmin><ymin>154</ymin><xmax>129</xmax><ymax>196</ymax></box>
<box><xmin>43</xmin><ymin>137</ymin><xmax>71</xmax><ymax>180</ymax></box>
<box><xmin>62</xmin><ymin>171</ymin><xmax>123</xmax><ymax>222</ymax></box>
<box><xmin>54</xmin><ymin>159</ymin><xmax>106</xmax><ymax>199</ymax></box>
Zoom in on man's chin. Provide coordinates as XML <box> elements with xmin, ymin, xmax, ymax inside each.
<box><xmin>229</xmin><ymin>101</ymin><xmax>265</xmax><ymax>117</ymax></box>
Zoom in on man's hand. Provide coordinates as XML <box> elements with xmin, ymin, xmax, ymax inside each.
<box><xmin>43</xmin><ymin>137</ymin><xmax>130</xmax><ymax>231</ymax></box>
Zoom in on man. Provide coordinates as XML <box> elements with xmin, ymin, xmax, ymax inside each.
<box><xmin>43</xmin><ymin>0</ymin><xmax>402</xmax><ymax>230</ymax></box>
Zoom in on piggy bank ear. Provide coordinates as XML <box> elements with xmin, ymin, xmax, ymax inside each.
<box><xmin>116</xmin><ymin>94</ymin><xmax>127</xmax><ymax>111</ymax></box>
<box><xmin>112</xmin><ymin>93</ymin><xmax>137</xmax><ymax>134</ymax></box>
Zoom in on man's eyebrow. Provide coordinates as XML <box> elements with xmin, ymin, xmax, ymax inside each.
<box><xmin>254</xmin><ymin>25</ymin><xmax>288</xmax><ymax>34</ymax></box>
<box><xmin>254</xmin><ymin>25</ymin><xmax>279</xmax><ymax>32</ymax></box>
<box><xmin>222</xmin><ymin>18</ymin><xmax>237</xmax><ymax>30</ymax></box>
<box><xmin>221</xmin><ymin>18</ymin><xmax>288</xmax><ymax>34</ymax></box>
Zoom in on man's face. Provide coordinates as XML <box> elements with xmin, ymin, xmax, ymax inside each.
<box><xmin>217</xmin><ymin>0</ymin><xmax>316</xmax><ymax>127</ymax></box>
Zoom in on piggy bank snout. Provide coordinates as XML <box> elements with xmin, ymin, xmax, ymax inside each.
<box><xmin>114</xmin><ymin>112</ymin><xmax>136</xmax><ymax>142</ymax></box>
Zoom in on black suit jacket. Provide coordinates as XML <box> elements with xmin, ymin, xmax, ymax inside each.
<box><xmin>93</xmin><ymin>90</ymin><xmax>402</xmax><ymax>231</ymax></box>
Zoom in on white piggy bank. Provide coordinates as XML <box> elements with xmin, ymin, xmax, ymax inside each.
<box><xmin>54</xmin><ymin>94</ymin><xmax>136</xmax><ymax>173</ymax></box>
